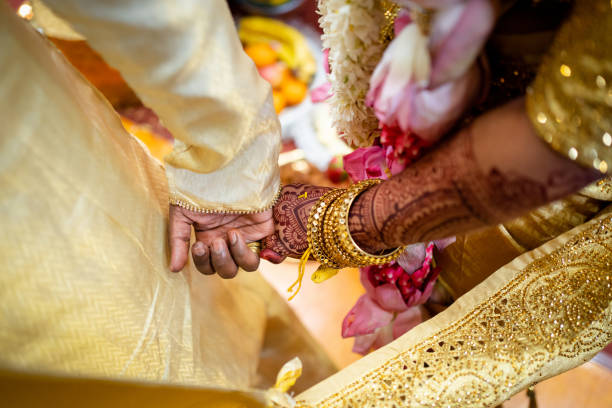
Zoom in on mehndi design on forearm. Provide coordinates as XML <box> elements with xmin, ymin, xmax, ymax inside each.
<box><xmin>349</xmin><ymin>126</ymin><xmax>596</xmax><ymax>251</ymax></box>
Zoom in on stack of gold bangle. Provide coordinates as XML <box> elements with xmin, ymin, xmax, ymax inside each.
<box><xmin>307</xmin><ymin>189</ymin><xmax>344</xmax><ymax>269</ymax></box>
<box><xmin>308</xmin><ymin>179</ymin><xmax>405</xmax><ymax>270</ymax></box>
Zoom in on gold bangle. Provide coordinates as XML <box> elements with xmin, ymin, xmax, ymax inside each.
<box><xmin>335</xmin><ymin>179</ymin><xmax>405</xmax><ymax>266</ymax></box>
<box><xmin>322</xmin><ymin>194</ymin><xmax>350</xmax><ymax>267</ymax></box>
<box><xmin>307</xmin><ymin>189</ymin><xmax>344</xmax><ymax>268</ymax></box>
<box><xmin>292</xmin><ymin>180</ymin><xmax>405</xmax><ymax>300</ymax></box>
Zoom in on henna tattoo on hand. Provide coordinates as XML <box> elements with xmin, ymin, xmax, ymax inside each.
<box><xmin>264</xmin><ymin>184</ymin><xmax>331</xmax><ymax>258</ymax></box>
<box><xmin>349</xmin><ymin>126</ymin><xmax>598</xmax><ymax>251</ymax></box>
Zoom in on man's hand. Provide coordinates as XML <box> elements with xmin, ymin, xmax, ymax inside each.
<box><xmin>169</xmin><ymin>205</ymin><xmax>274</xmax><ymax>278</ymax></box>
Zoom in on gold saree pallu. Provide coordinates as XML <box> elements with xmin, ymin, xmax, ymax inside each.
<box><xmin>296</xmin><ymin>211</ymin><xmax>612</xmax><ymax>407</ymax></box>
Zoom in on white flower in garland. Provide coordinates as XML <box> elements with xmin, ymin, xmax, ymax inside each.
<box><xmin>318</xmin><ymin>0</ymin><xmax>388</xmax><ymax>147</ymax></box>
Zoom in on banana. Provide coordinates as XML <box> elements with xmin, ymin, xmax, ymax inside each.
<box><xmin>238</xmin><ymin>29</ymin><xmax>297</xmax><ymax>68</ymax></box>
<box><xmin>238</xmin><ymin>17</ymin><xmax>316</xmax><ymax>83</ymax></box>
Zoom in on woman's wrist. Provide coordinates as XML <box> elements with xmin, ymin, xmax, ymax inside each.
<box><xmin>347</xmin><ymin>187</ymin><xmax>388</xmax><ymax>253</ymax></box>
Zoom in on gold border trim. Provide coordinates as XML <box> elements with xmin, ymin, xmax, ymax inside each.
<box><xmin>169</xmin><ymin>184</ymin><xmax>282</xmax><ymax>215</ymax></box>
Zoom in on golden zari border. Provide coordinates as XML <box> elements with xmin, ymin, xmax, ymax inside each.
<box><xmin>297</xmin><ymin>212</ymin><xmax>612</xmax><ymax>407</ymax></box>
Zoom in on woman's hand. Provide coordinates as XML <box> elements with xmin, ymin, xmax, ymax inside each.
<box><xmin>261</xmin><ymin>184</ymin><xmax>332</xmax><ymax>264</ymax></box>
<box><xmin>169</xmin><ymin>206</ymin><xmax>274</xmax><ymax>278</ymax></box>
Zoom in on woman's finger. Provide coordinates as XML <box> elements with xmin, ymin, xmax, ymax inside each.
<box><xmin>261</xmin><ymin>234</ymin><xmax>287</xmax><ymax>264</ymax></box>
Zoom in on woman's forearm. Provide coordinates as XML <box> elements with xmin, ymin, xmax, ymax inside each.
<box><xmin>349</xmin><ymin>98</ymin><xmax>601</xmax><ymax>251</ymax></box>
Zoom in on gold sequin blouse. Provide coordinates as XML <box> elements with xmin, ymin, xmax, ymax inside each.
<box><xmin>526</xmin><ymin>0</ymin><xmax>612</xmax><ymax>173</ymax></box>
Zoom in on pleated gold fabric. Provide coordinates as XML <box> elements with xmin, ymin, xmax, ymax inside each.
<box><xmin>3</xmin><ymin>2</ymin><xmax>612</xmax><ymax>407</ymax></box>
<box><xmin>42</xmin><ymin>0</ymin><xmax>281</xmax><ymax>212</ymax></box>
<box><xmin>0</xmin><ymin>3</ymin><xmax>334</xmax><ymax>400</ymax></box>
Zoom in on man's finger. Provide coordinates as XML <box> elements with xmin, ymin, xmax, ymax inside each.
<box><xmin>228</xmin><ymin>231</ymin><xmax>260</xmax><ymax>272</ymax></box>
<box><xmin>211</xmin><ymin>238</ymin><xmax>239</xmax><ymax>279</ymax></box>
<box><xmin>169</xmin><ymin>206</ymin><xmax>193</xmax><ymax>272</ymax></box>
<box><xmin>192</xmin><ymin>241</ymin><xmax>214</xmax><ymax>275</ymax></box>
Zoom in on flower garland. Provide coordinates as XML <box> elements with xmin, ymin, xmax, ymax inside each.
<box><xmin>318</xmin><ymin>0</ymin><xmax>389</xmax><ymax>147</ymax></box>
<box><xmin>319</xmin><ymin>0</ymin><xmax>494</xmax><ymax>354</ymax></box>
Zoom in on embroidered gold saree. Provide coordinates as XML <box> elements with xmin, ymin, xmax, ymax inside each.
<box><xmin>1</xmin><ymin>0</ymin><xmax>611</xmax><ymax>407</ymax></box>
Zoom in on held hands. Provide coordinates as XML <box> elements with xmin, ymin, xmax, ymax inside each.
<box><xmin>169</xmin><ymin>205</ymin><xmax>274</xmax><ymax>278</ymax></box>
<box><xmin>168</xmin><ymin>184</ymin><xmax>329</xmax><ymax>277</ymax></box>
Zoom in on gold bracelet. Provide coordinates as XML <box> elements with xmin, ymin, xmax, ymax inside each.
<box><xmin>307</xmin><ymin>189</ymin><xmax>344</xmax><ymax>268</ymax></box>
<box><xmin>291</xmin><ymin>180</ymin><xmax>405</xmax><ymax>299</ymax></box>
<box><xmin>322</xmin><ymin>194</ymin><xmax>351</xmax><ymax>267</ymax></box>
<box><xmin>333</xmin><ymin>179</ymin><xmax>405</xmax><ymax>266</ymax></box>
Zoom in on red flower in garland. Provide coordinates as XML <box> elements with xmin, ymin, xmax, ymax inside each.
<box><xmin>380</xmin><ymin>124</ymin><xmax>429</xmax><ymax>171</ymax></box>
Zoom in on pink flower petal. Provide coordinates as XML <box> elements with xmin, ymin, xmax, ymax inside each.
<box><xmin>397</xmin><ymin>243</ymin><xmax>426</xmax><ymax>273</ymax></box>
<box><xmin>409</xmin><ymin>64</ymin><xmax>481</xmax><ymax>142</ymax></box>
<box><xmin>310</xmin><ymin>82</ymin><xmax>333</xmax><ymax>103</ymax></box>
<box><xmin>430</xmin><ymin>0</ymin><xmax>494</xmax><ymax>86</ymax></box>
<box><xmin>360</xmin><ymin>266</ymin><xmax>378</xmax><ymax>298</ymax></box>
<box><xmin>352</xmin><ymin>332</ymin><xmax>379</xmax><ymax>355</ymax></box>
<box><xmin>392</xmin><ymin>306</ymin><xmax>427</xmax><ymax>339</ymax></box>
<box><xmin>367</xmin><ymin>23</ymin><xmax>431</xmax><ymax>128</ymax></box>
<box><xmin>405</xmin><ymin>267</ymin><xmax>440</xmax><ymax>307</ymax></box>
<box><xmin>394</xmin><ymin>9</ymin><xmax>412</xmax><ymax>36</ymax></box>
<box><xmin>343</xmin><ymin>146</ymin><xmax>387</xmax><ymax>182</ymax></box>
<box><xmin>434</xmin><ymin>236</ymin><xmax>456</xmax><ymax>250</ymax></box>
<box><xmin>342</xmin><ymin>295</ymin><xmax>393</xmax><ymax>338</ymax></box>
<box><xmin>372</xmin><ymin>323</ymin><xmax>395</xmax><ymax>350</ymax></box>
<box><xmin>374</xmin><ymin>283</ymin><xmax>409</xmax><ymax>312</ymax></box>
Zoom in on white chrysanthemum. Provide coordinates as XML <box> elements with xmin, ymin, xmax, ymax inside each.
<box><xmin>319</xmin><ymin>0</ymin><xmax>387</xmax><ymax>147</ymax></box>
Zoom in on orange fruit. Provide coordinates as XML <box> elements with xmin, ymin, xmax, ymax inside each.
<box><xmin>244</xmin><ymin>43</ymin><xmax>277</xmax><ymax>67</ymax></box>
<box><xmin>272</xmin><ymin>90</ymin><xmax>286</xmax><ymax>113</ymax></box>
<box><xmin>281</xmin><ymin>77</ymin><xmax>308</xmax><ymax>106</ymax></box>
<box><xmin>258</xmin><ymin>62</ymin><xmax>289</xmax><ymax>89</ymax></box>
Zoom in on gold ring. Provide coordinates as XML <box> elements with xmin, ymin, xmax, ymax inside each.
<box><xmin>247</xmin><ymin>241</ymin><xmax>262</xmax><ymax>256</ymax></box>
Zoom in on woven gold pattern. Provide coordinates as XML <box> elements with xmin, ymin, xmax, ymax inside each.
<box><xmin>297</xmin><ymin>213</ymin><xmax>612</xmax><ymax>407</ymax></box>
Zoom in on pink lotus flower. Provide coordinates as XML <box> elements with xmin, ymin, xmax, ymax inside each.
<box><xmin>342</xmin><ymin>126</ymin><xmax>429</xmax><ymax>184</ymax></box>
<box><xmin>366</xmin><ymin>17</ymin><xmax>430</xmax><ymax>132</ymax></box>
<box><xmin>343</xmin><ymin>146</ymin><xmax>389</xmax><ymax>182</ymax></box>
<box><xmin>366</xmin><ymin>0</ymin><xmax>494</xmax><ymax>143</ymax></box>
<box><xmin>311</xmin><ymin>49</ymin><xmax>333</xmax><ymax>103</ymax></box>
<box><xmin>310</xmin><ymin>81</ymin><xmax>332</xmax><ymax>103</ymax></box>
<box><xmin>342</xmin><ymin>242</ymin><xmax>444</xmax><ymax>354</ymax></box>
<box><xmin>322</xmin><ymin>48</ymin><xmax>331</xmax><ymax>75</ymax></box>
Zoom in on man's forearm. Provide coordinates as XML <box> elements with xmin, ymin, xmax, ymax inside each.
<box><xmin>349</xmin><ymin>99</ymin><xmax>600</xmax><ymax>251</ymax></box>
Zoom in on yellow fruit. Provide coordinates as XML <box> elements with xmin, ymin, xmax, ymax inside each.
<box><xmin>272</xmin><ymin>90</ymin><xmax>287</xmax><ymax>113</ymax></box>
<box><xmin>281</xmin><ymin>77</ymin><xmax>308</xmax><ymax>106</ymax></box>
<box><xmin>244</xmin><ymin>43</ymin><xmax>277</xmax><ymax>67</ymax></box>
<box><xmin>239</xmin><ymin>17</ymin><xmax>316</xmax><ymax>83</ymax></box>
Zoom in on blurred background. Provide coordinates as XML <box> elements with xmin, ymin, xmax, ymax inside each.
<box><xmin>5</xmin><ymin>0</ymin><xmax>612</xmax><ymax>406</ymax></box>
